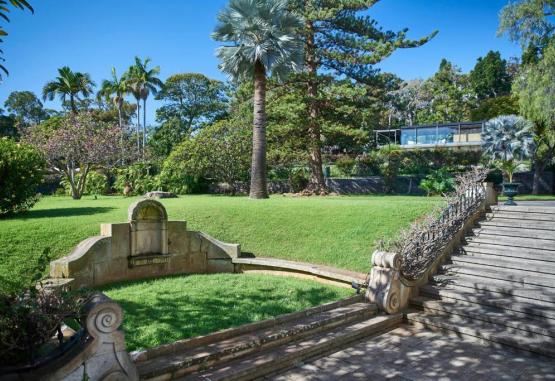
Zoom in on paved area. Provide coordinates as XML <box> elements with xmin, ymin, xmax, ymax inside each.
<box><xmin>269</xmin><ymin>325</ymin><xmax>555</xmax><ymax>381</ymax></box>
<box><xmin>502</xmin><ymin>200</ymin><xmax>555</xmax><ymax>207</ymax></box>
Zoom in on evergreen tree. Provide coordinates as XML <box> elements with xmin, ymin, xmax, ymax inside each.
<box><xmin>469</xmin><ymin>51</ymin><xmax>512</xmax><ymax>99</ymax></box>
<box><xmin>291</xmin><ymin>0</ymin><xmax>437</xmax><ymax>192</ymax></box>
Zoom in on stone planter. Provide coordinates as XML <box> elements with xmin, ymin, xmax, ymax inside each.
<box><xmin>502</xmin><ymin>182</ymin><xmax>519</xmax><ymax>206</ymax></box>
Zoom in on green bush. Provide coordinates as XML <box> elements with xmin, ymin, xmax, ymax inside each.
<box><xmin>60</xmin><ymin>171</ymin><xmax>108</xmax><ymax>196</ymax></box>
<box><xmin>114</xmin><ymin>163</ymin><xmax>160</xmax><ymax>195</ymax></box>
<box><xmin>335</xmin><ymin>156</ymin><xmax>356</xmax><ymax>177</ymax></box>
<box><xmin>419</xmin><ymin>168</ymin><xmax>455</xmax><ymax>196</ymax></box>
<box><xmin>158</xmin><ymin>162</ymin><xmax>205</xmax><ymax>194</ymax></box>
<box><xmin>289</xmin><ymin>167</ymin><xmax>309</xmax><ymax>192</ymax></box>
<box><xmin>377</xmin><ymin>145</ymin><xmax>402</xmax><ymax>193</ymax></box>
<box><xmin>0</xmin><ymin>138</ymin><xmax>45</xmax><ymax>216</ymax></box>
<box><xmin>354</xmin><ymin>153</ymin><xmax>381</xmax><ymax>176</ymax></box>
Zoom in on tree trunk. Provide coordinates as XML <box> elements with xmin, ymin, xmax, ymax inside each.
<box><xmin>306</xmin><ymin>19</ymin><xmax>327</xmax><ymax>194</ymax></box>
<box><xmin>143</xmin><ymin>97</ymin><xmax>147</xmax><ymax>160</ymax></box>
<box><xmin>70</xmin><ymin>94</ymin><xmax>77</xmax><ymax>114</ymax></box>
<box><xmin>533</xmin><ymin>157</ymin><xmax>548</xmax><ymax>194</ymax></box>
<box><xmin>136</xmin><ymin>99</ymin><xmax>141</xmax><ymax>158</ymax></box>
<box><xmin>249</xmin><ymin>60</ymin><xmax>269</xmax><ymax>199</ymax></box>
<box><xmin>117</xmin><ymin>101</ymin><xmax>124</xmax><ymax>165</ymax></box>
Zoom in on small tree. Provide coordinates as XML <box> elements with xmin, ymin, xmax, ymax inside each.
<box><xmin>25</xmin><ymin>112</ymin><xmax>120</xmax><ymax>199</ymax></box>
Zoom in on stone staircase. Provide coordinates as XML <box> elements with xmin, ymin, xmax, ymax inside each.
<box><xmin>407</xmin><ymin>204</ymin><xmax>555</xmax><ymax>358</ymax></box>
<box><xmin>133</xmin><ymin>295</ymin><xmax>402</xmax><ymax>380</ymax></box>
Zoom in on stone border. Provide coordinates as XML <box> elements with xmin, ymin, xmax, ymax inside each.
<box><xmin>232</xmin><ymin>257</ymin><xmax>367</xmax><ymax>288</ymax></box>
<box><xmin>130</xmin><ymin>294</ymin><xmax>364</xmax><ymax>363</ymax></box>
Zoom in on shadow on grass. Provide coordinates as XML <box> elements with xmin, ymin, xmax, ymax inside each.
<box><xmin>10</xmin><ymin>207</ymin><xmax>116</xmax><ymax>220</ymax></box>
<box><xmin>114</xmin><ymin>286</ymin><xmax>345</xmax><ymax>351</ymax></box>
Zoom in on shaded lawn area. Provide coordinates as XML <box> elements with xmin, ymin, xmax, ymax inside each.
<box><xmin>0</xmin><ymin>194</ymin><xmax>441</xmax><ymax>293</ymax></box>
<box><xmin>101</xmin><ymin>273</ymin><xmax>353</xmax><ymax>351</ymax></box>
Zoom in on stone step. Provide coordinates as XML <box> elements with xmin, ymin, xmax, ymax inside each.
<box><xmin>411</xmin><ymin>296</ymin><xmax>555</xmax><ymax>338</ymax></box>
<box><xmin>466</xmin><ymin>235</ymin><xmax>555</xmax><ymax>251</ymax></box>
<box><xmin>180</xmin><ymin>314</ymin><xmax>403</xmax><ymax>381</ymax></box>
<box><xmin>429</xmin><ymin>274</ymin><xmax>555</xmax><ymax>305</ymax></box>
<box><xmin>450</xmin><ymin>253</ymin><xmax>555</xmax><ymax>276</ymax></box>
<box><xmin>493</xmin><ymin>205</ymin><xmax>555</xmax><ymax>215</ymax></box>
<box><xmin>406</xmin><ymin>311</ymin><xmax>555</xmax><ymax>358</ymax></box>
<box><xmin>478</xmin><ymin>219</ymin><xmax>555</xmax><ymax>232</ymax></box>
<box><xmin>421</xmin><ymin>282</ymin><xmax>555</xmax><ymax>319</ymax></box>
<box><xmin>137</xmin><ymin>301</ymin><xmax>377</xmax><ymax>380</ymax></box>
<box><xmin>472</xmin><ymin>226</ymin><xmax>555</xmax><ymax>240</ymax></box>
<box><xmin>487</xmin><ymin>211</ymin><xmax>555</xmax><ymax>222</ymax></box>
<box><xmin>462</xmin><ymin>244</ymin><xmax>555</xmax><ymax>263</ymax></box>
<box><xmin>441</xmin><ymin>263</ymin><xmax>555</xmax><ymax>289</ymax></box>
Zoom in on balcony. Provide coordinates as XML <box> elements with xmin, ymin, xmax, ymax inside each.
<box><xmin>375</xmin><ymin>122</ymin><xmax>484</xmax><ymax>150</ymax></box>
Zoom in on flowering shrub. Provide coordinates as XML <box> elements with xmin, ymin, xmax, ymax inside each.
<box><xmin>0</xmin><ymin>138</ymin><xmax>45</xmax><ymax>216</ymax></box>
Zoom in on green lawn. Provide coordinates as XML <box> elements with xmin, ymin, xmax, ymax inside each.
<box><xmin>101</xmin><ymin>273</ymin><xmax>353</xmax><ymax>351</ymax></box>
<box><xmin>0</xmin><ymin>194</ymin><xmax>441</xmax><ymax>293</ymax></box>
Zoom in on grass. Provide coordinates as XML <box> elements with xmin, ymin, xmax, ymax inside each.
<box><xmin>0</xmin><ymin>194</ymin><xmax>441</xmax><ymax>293</ymax></box>
<box><xmin>101</xmin><ymin>273</ymin><xmax>353</xmax><ymax>351</ymax></box>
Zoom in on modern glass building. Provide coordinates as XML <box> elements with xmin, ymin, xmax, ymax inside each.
<box><xmin>375</xmin><ymin>122</ymin><xmax>484</xmax><ymax>150</ymax></box>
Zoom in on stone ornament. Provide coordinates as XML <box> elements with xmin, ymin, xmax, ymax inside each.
<box><xmin>2</xmin><ymin>293</ymin><xmax>139</xmax><ymax>381</ymax></box>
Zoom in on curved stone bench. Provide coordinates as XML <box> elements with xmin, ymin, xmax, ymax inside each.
<box><xmin>233</xmin><ymin>257</ymin><xmax>366</xmax><ymax>288</ymax></box>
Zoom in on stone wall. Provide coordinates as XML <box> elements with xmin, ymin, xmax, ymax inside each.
<box><xmin>208</xmin><ymin>171</ymin><xmax>554</xmax><ymax>195</ymax></box>
<box><xmin>48</xmin><ymin>199</ymin><xmax>240</xmax><ymax>289</ymax></box>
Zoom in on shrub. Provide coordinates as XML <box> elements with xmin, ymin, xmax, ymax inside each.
<box><xmin>0</xmin><ymin>249</ymin><xmax>88</xmax><ymax>366</ymax></box>
<box><xmin>163</xmin><ymin>120</ymin><xmax>251</xmax><ymax>192</ymax></box>
<box><xmin>419</xmin><ymin>168</ymin><xmax>455</xmax><ymax>196</ymax></box>
<box><xmin>0</xmin><ymin>138</ymin><xmax>45</xmax><ymax>216</ymax></box>
<box><xmin>60</xmin><ymin>171</ymin><xmax>108</xmax><ymax>196</ymax></box>
<box><xmin>377</xmin><ymin>145</ymin><xmax>402</xmax><ymax>193</ymax></box>
<box><xmin>114</xmin><ymin>163</ymin><xmax>160</xmax><ymax>195</ymax></box>
<box><xmin>354</xmin><ymin>153</ymin><xmax>381</xmax><ymax>176</ymax></box>
<box><xmin>158</xmin><ymin>163</ymin><xmax>206</xmax><ymax>194</ymax></box>
<box><xmin>289</xmin><ymin>167</ymin><xmax>309</xmax><ymax>192</ymax></box>
<box><xmin>335</xmin><ymin>156</ymin><xmax>356</xmax><ymax>177</ymax></box>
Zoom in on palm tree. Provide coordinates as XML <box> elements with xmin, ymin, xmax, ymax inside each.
<box><xmin>97</xmin><ymin>67</ymin><xmax>128</xmax><ymax>163</ymax></box>
<box><xmin>125</xmin><ymin>57</ymin><xmax>162</xmax><ymax>158</ymax></box>
<box><xmin>212</xmin><ymin>0</ymin><xmax>303</xmax><ymax>199</ymax></box>
<box><xmin>42</xmin><ymin>66</ymin><xmax>95</xmax><ymax>113</ymax></box>
<box><xmin>97</xmin><ymin>67</ymin><xmax>127</xmax><ymax>130</ymax></box>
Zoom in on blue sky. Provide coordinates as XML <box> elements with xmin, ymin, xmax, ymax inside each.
<box><xmin>0</xmin><ymin>0</ymin><xmax>521</xmax><ymax>124</ymax></box>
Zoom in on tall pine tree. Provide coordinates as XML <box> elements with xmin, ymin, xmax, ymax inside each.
<box><xmin>292</xmin><ymin>0</ymin><xmax>437</xmax><ymax>192</ymax></box>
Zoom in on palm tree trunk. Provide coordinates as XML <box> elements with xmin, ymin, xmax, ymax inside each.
<box><xmin>117</xmin><ymin>101</ymin><xmax>124</xmax><ymax>165</ymax></box>
<box><xmin>306</xmin><ymin>20</ymin><xmax>326</xmax><ymax>194</ymax></box>
<box><xmin>70</xmin><ymin>94</ymin><xmax>77</xmax><ymax>114</ymax></box>
<box><xmin>249</xmin><ymin>60</ymin><xmax>268</xmax><ymax>199</ymax></box>
<box><xmin>136</xmin><ymin>99</ymin><xmax>141</xmax><ymax>158</ymax></box>
<box><xmin>143</xmin><ymin>97</ymin><xmax>147</xmax><ymax>160</ymax></box>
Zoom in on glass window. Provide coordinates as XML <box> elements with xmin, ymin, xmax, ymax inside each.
<box><xmin>401</xmin><ymin>128</ymin><xmax>416</xmax><ymax>145</ymax></box>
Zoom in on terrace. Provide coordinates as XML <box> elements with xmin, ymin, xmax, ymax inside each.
<box><xmin>375</xmin><ymin>121</ymin><xmax>484</xmax><ymax>150</ymax></box>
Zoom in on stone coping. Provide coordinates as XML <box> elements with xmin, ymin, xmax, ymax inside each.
<box><xmin>130</xmin><ymin>294</ymin><xmax>364</xmax><ymax>363</ymax></box>
<box><xmin>232</xmin><ymin>257</ymin><xmax>367</xmax><ymax>285</ymax></box>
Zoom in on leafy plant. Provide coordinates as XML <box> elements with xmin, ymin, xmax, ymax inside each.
<box><xmin>114</xmin><ymin>162</ymin><xmax>160</xmax><ymax>195</ymax></box>
<box><xmin>0</xmin><ymin>137</ymin><xmax>45</xmax><ymax>216</ymax></box>
<box><xmin>60</xmin><ymin>171</ymin><xmax>108</xmax><ymax>196</ymax></box>
<box><xmin>482</xmin><ymin>115</ymin><xmax>535</xmax><ymax>183</ymax></box>
<box><xmin>0</xmin><ymin>248</ymin><xmax>88</xmax><ymax>366</ymax></box>
<box><xmin>419</xmin><ymin>168</ymin><xmax>455</xmax><ymax>196</ymax></box>
<box><xmin>335</xmin><ymin>156</ymin><xmax>356</xmax><ymax>177</ymax></box>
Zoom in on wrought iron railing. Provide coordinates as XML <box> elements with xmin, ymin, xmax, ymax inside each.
<box><xmin>384</xmin><ymin>168</ymin><xmax>488</xmax><ymax>281</ymax></box>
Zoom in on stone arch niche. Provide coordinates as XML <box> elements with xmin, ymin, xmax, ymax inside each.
<box><xmin>128</xmin><ymin>199</ymin><xmax>169</xmax><ymax>266</ymax></box>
